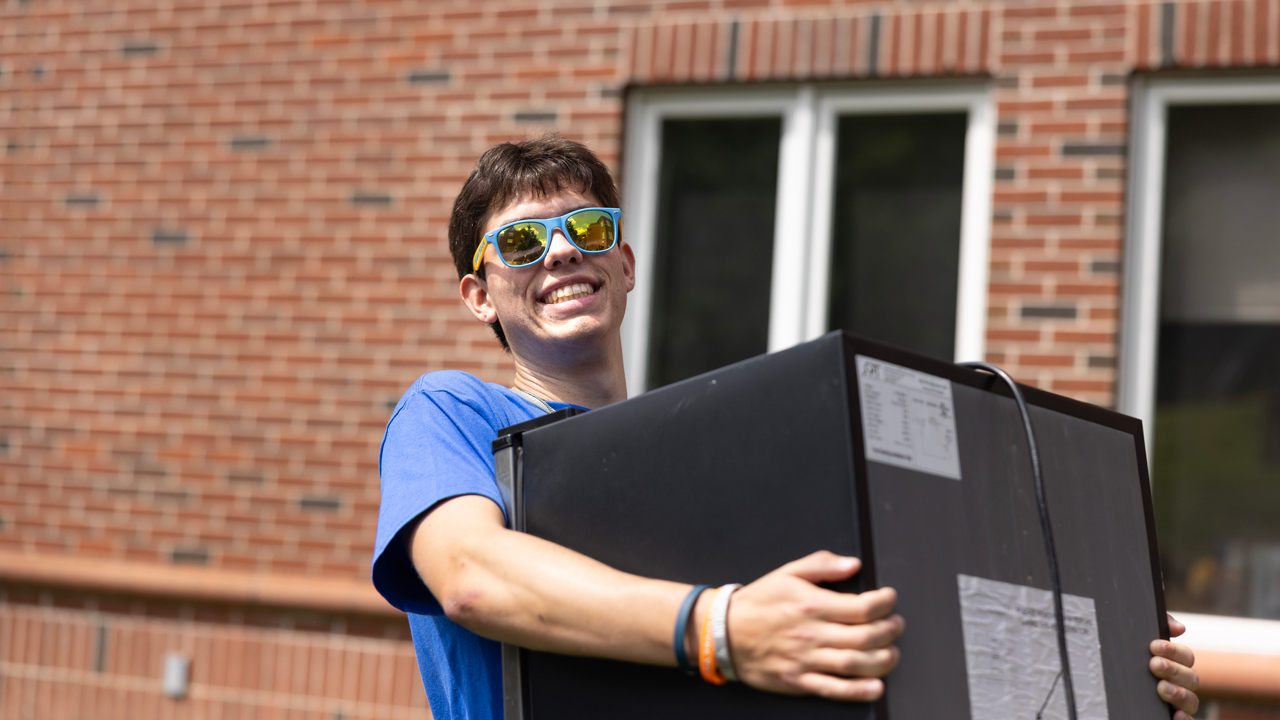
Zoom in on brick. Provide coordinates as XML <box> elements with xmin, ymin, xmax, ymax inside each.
<box><xmin>1033</xmin><ymin>28</ymin><xmax>1094</xmax><ymax>42</ymax></box>
<box><xmin>1025</xmin><ymin>212</ymin><xmax>1084</xmax><ymax>226</ymax></box>
<box><xmin>993</xmin><ymin>190</ymin><xmax>1049</xmax><ymax>203</ymax></box>
<box><xmin>1030</xmin><ymin>72</ymin><xmax>1092</xmax><ymax>88</ymax></box>
<box><xmin>1062</xmin><ymin>141</ymin><xmax>1127</xmax><ymax>156</ymax></box>
<box><xmin>1069</xmin><ymin>3</ymin><xmax>1128</xmax><ymax>17</ymax></box>
<box><xmin>1001</xmin><ymin>51</ymin><xmax>1056</xmax><ymax>64</ymax></box>
<box><xmin>1019</xmin><ymin>353</ymin><xmax>1077</xmax><ymax>367</ymax></box>
<box><xmin>1028</xmin><ymin>166</ymin><xmax>1086</xmax><ymax>180</ymax></box>
<box><xmin>1021</xmin><ymin>304</ymin><xmax>1079</xmax><ymax>320</ymax></box>
<box><xmin>987</xmin><ymin>329</ymin><xmax>1043</xmax><ymax>342</ymax></box>
<box><xmin>1004</xmin><ymin>5</ymin><xmax>1059</xmax><ymax>20</ymax></box>
<box><xmin>1051</xmin><ymin>379</ymin><xmax>1112</xmax><ymax>392</ymax></box>
<box><xmin>1061</xmin><ymin>190</ymin><xmax>1123</xmax><ymax>203</ymax></box>
<box><xmin>996</xmin><ymin>143</ymin><xmax>1054</xmax><ymax>159</ymax></box>
<box><xmin>1068</xmin><ymin>49</ymin><xmax>1127</xmax><ymax>62</ymax></box>
<box><xmin>1058</xmin><ymin>282</ymin><xmax>1119</xmax><ymax>295</ymax></box>
<box><xmin>1029</xmin><ymin>120</ymin><xmax>1090</xmax><ymax>135</ymax></box>
<box><xmin>1057</xmin><ymin>330</ymin><xmax>1118</xmax><ymax>344</ymax></box>
<box><xmin>1064</xmin><ymin>97</ymin><xmax>1127</xmax><ymax>111</ymax></box>
<box><xmin>1024</xmin><ymin>260</ymin><xmax>1080</xmax><ymax>273</ymax></box>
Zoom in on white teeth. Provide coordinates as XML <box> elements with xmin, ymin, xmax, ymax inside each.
<box><xmin>542</xmin><ymin>282</ymin><xmax>596</xmax><ymax>304</ymax></box>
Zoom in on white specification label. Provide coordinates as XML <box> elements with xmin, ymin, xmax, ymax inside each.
<box><xmin>855</xmin><ymin>355</ymin><xmax>961</xmax><ymax>480</ymax></box>
<box><xmin>958</xmin><ymin>574</ymin><xmax>1110</xmax><ymax>720</ymax></box>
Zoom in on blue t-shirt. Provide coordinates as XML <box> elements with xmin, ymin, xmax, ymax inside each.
<box><xmin>372</xmin><ymin>370</ymin><xmax>584</xmax><ymax>720</ymax></box>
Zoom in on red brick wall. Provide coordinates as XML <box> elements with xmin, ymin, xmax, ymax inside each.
<box><xmin>3</xmin><ymin>0</ymin><xmax>1279</xmax><ymax>715</ymax></box>
<box><xmin>0</xmin><ymin>586</ymin><xmax>427</xmax><ymax>720</ymax></box>
<box><xmin>1</xmin><ymin>0</ymin><xmax>634</xmax><ymax>584</ymax></box>
<box><xmin>5</xmin><ymin>0</ymin><xmax>1280</xmax><ymax>598</ymax></box>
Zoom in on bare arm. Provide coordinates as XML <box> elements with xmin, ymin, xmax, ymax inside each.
<box><xmin>411</xmin><ymin>494</ymin><xmax>689</xmax><ymax>664</ymax></box>
<box><xmin>410</xmin><ymin>494</ymin><xmax>904</xmax><ymax>700</ymax></box>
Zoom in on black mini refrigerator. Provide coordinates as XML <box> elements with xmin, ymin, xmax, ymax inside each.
<box><xmin>492</xmin><ymin>332</ymin><xmax>1171</xmax><ymax>720</ymax></box>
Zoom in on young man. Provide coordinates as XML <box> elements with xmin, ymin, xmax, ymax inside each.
<box><xmin>373</xmin><ymin>136</ymin><xmax>1200</xmax><ymax>720</ymax></box>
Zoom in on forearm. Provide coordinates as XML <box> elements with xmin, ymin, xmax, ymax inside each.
<box><xmin>412</xmin><ymin>494</ymin><xmax>903</xmax><ymax>702</ymax></box>
<box><xmin>412</xmin><ymin>494</ymin><xmax>690</xmax><ymax>666</ymax></box>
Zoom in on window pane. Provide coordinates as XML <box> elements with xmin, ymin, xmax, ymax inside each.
<box><xmin>827</xmin><ymin>113</ymin><xmax>967</xmax><ymax>360</ymax></box>
<box><xmin>1155</xmin><ymin>104</ymin><xmax>1280</xmax><ymax>620</ymax></box>
<box><xmin>646</xmin><ymin>118</ymin><xmax>781</xmax><ymax>389</ymax></box>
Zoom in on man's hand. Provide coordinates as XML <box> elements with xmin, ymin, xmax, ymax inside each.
<box><xmin>726</xmin><ymin>551</ymin><xmax>903</xmax><ymax>701</ymax></box>
<box><xmin>1151</xmin><ymin>614</ymin><xmax>1199</xmax><ymax>719</ymax></box>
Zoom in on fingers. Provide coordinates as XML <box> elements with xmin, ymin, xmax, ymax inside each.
<box><xmin>1150</xmin><ymin>641</ymin><xmax>1199</xmax><ymax>717</ymax></box>
<box><xmin>1167</xmin><ymin>613</ymin><xmax>1186</xmax><ymax>638</ymax></box>
<box><xmin>1157</xmin><ymin>678</ymin><xmax>1200</xmax><ymax>717</ymax></box>
<box><xmin>819</xmin><ymin>614</ymin><xmax>905</xmax><ymax>651</ymax></box>
<box><xmin>782</xmin><ymin>551</ymin><xmax>863</xmax><ymax>584</ymax></box>
<box><xmin>813</xmin><ymin>586</ymin><xmax>898</xmax><ymax>625</ymax></box>
<box><xmin>1150</xmin><ymin>654</ymin><xmax>1199</xmax><ymax>694</ymax></box>
<box><xmin>1151</xmin><ymin>639</ymin><xmax>1196</xmax><ymax>671</ymax></box>
<box><xmin>732</xmin><ymin>552</ymin><xmax>900</xmax><ymax>703</ymax></box>
<box><xmin>806</xmin><ymin>645</ymin><xmax>901</xmax><ymax>679</ymax></box>
<box><xmin>770</xmin><ymin>551</ymin><xmax>897</xmax><ymax>624</ymax></box>
<box><xmin>791</xmin><ymin>674</ymin><xmax>886</xmax><ymax>702</ymax></box>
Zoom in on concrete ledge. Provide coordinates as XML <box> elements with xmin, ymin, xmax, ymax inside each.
<box><xmin>1</xmin><ymin>550</ymin><xmax>1276</xmax><ymax>701</ymax></box>
<box><xmin>1195</xmin><ymin>649</ymin><xmax>1280</xmax><ymax>702</ymax></box>
<box><xmin>0</xmin><ymin>549</ymin><xmax>399</xmax><ymax>617</ymax></box>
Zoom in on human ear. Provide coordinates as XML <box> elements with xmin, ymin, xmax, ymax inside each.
<box><xmin>619</xmin><ymin>242</ymin><xmax>637</xmax><ymax>293</ymax></box>
<box><xmin>460</xmin><ymin>273</ymin><xmax>499</xmax><ymax>324</ymax></box>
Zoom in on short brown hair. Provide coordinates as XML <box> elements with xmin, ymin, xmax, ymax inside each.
<box><xmin>448</xmin><ymin>135</ymin><xmax>621</xmax><ymax>349</ymax></box>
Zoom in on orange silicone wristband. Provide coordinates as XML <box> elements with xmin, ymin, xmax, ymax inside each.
<box><xmin>698</xmin><ymin>588</ymin><xmax>728</xmax><ymax>685</ymax></box>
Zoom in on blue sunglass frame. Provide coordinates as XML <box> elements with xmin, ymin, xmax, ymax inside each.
<box><xmin>472</xmin><ymin>207</ymin><xmax>622</xmax><ymax>272</ymax></box>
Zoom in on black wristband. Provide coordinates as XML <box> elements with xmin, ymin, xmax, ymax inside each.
<box><xmin>673</xmin><ymin>584</ymin><xmax>711</xmax><ymax>674</ymax></box>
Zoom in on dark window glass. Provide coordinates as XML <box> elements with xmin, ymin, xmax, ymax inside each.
<box><xmin>827</xmin><ymin>113</ymin><xmax>967</xmax><ymax>360</ymax></box>
<box><xmin>1155</xmin><ymin>104</ymin><xmax>1280</xmax><ymax>620</ymax></box>
<box><xmin>647</xmin><ymin>118</ymin><xmax>782</xmax><ymax>389</ymax></box>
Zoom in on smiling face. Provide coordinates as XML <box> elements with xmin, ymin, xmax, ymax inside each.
<box><xmin>460</xmin><ymin>188</ymin><xmax>635</xmax><ymax>366</ymax></box>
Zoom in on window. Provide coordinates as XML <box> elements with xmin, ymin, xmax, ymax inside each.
<box><xmin>622</xmin><ymin>84</ymin><xmax>994</xmax><ymax>395</ymax></box>
<box><xmin>1122</xmin><ymin>77</ymin><xmax>1280</xmax><ymax>647</ymax></box>
<box><xmin>646</xmin><ymin>118</ymin><xmax>781</xmax><ymax>389</ymax></box>
<box><xmin>827</xmin><ymin>113</ymin><xmax>968</xmax><ymax>361</ymax></box>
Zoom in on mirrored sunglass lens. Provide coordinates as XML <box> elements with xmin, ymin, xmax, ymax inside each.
<box><xmin>497</xmin><ymin>223</ymin><xmax>547</xmax><ymax>266</ymax></box>
<box><xmin>564</xmin><ymin>210</ymin><xmax>615</xmax><ymax>252</ymax></box>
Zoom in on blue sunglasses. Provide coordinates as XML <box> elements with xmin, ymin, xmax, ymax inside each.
<box><xmin>473</xmin><ymin>207</ymin><xmax>621</xmax><ymax>272</ymax></box>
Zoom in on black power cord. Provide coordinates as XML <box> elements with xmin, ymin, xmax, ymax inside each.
<box><xmin>959</xmin><ymin>362</ymin><xmax>1078</xmax><ymax>720</ymax></box>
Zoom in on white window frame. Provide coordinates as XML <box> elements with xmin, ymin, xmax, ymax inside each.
<box><xmin>1120</xmin><ymin>74</ymin><xmax>1280</xmax><ymax>652</ymax></box>
<box><xmin>620</xmin><ymin>82</ymin><xmax>994</xmax><ymax>397</ymax></box>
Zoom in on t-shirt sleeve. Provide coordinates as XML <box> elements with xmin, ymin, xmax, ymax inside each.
<box><xmin>371</xmin><ymin>377</ymin><xmax>509</xmax><ymax>615</ymax></box>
